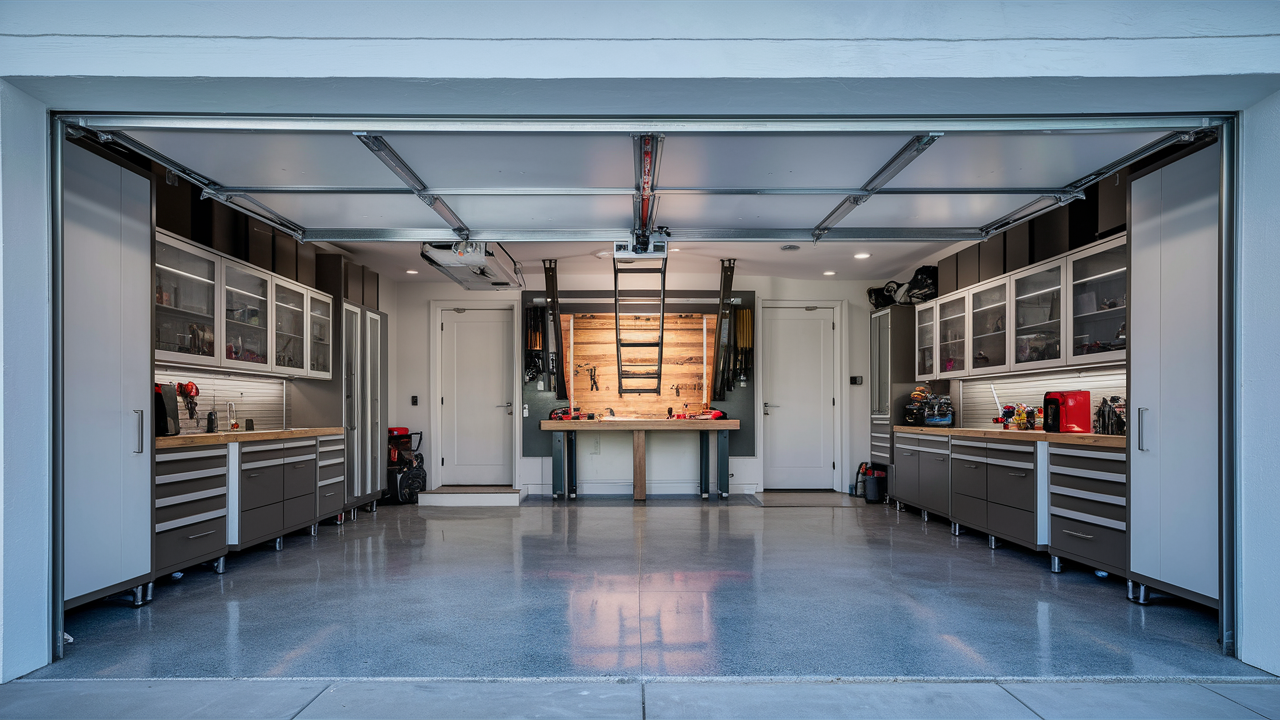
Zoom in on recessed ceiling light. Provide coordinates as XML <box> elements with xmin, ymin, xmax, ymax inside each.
<box><xmin>406</xmin><ymin>269</ymin><xmax>419</xmax><ymax>274</ymax></box>
<box><xmin>823</xmin><ymin>271</ymin><xmax>837</xmax><ymax>276</ymax></box>
<box><xmin>854</xmin><ymin>253</ymin><xmax>872</xmax><ymax>260</ymax></box>
<box><xmin>780</xmin><ymin>244</ymin><xmax>801</xmax><ymax>251</ymax></box>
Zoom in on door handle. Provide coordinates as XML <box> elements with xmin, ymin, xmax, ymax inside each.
<box><xmin>763</xmin><ymin>402</ymin><xmax>779</xmax><ymax>415</ymax></box>
<box><xmin>497</xmin><ymin>402</ymin><xmax>513</xmax><ymax>415</ymax></box>
<box><xmin>134</xmin><ymin>410</ymin><xmax>144</xmax><ymax>454</ymax></box>
<box><xmin>1137</xmin><ymin>407</ymin><xmax>1148</xmax><ymax>451</ymax></box>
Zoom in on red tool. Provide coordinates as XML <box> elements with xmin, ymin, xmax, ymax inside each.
<box><xmin>176</xmin><ymin>381</ymin><xmax>200</xmax><ymax>420</ymax></box>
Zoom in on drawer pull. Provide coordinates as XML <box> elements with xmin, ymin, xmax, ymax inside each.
<box><xmin>1062</xmin><ymin>529</ymin><xmax>1094</xmax><ymax>540</ymax></box>
<box><xmin>932</xmin><ymin>456</ymin><xmax>945</xmax><ymax>462</ymax></box>
<box><xmin>187</xmin><ymin>530</ymin><xmax>217</xmax><ymax>540</ymax></box>
<box><xmin>248</xmin><ymin>472</ymin><xmax>262</xmax><ymax>478</ymax></box>
<box><xmin>1007</xmin><ymin>472</ymin><xmax>1027</xmax><ymax>477</ymax></box>
<box><xmin>294</xmin><ymin>463</ymin><xmax>308</xmax><ymax>469</ymax></box>
<box><xmin>963</xmin><ymin>463</ymin><xmax>978</xmax><ymax>469</ymax></box>
<box><xmin>324</xmin><ymin>492</ymin><xmax>337</xmax><ymax>497</ymax></box>
<box><xmin>901</xmin><ymin>451</ymin><xmax>914</xmax><ymax>456</ymax></box>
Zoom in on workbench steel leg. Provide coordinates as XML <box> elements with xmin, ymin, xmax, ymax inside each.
<box><xmin>717</xmin><ymin>430</ymin><xmax>730</xmax><ymax>498</ymax></box>
<box><xmin>699</xmin><ymin>431</ymin><xmax>710</xmax><ymax>499</ymax></box>
<box><xmin>633</xmin><ymin>430</ymin><xmax>647</xmax><ymax>501</ymax></box>
<box><xmin>551</xmin><ymin>431</ymin><xmax>565</xmax><ymax>498</ymax></box>
<box><xmin>567</xmin><ymin>431</ymin><xmax>578</xmax><ymax>499</ymax></box>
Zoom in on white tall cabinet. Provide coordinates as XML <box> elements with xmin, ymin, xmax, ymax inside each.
<box><xmin>1129</xmin><ymin>145</ymin><xmax>1221</xmax><ymax>605</ymax></box>
<box><xmin>62</xmin><ymin>141</ymin><xmax>153</xmax><ymax>607</ymax></box>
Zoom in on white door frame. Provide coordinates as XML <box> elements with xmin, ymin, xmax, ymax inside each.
<box><xmin>429</xmin><ymin>299</ymin><xmax>521</xmax><ymax>489</ymax></box>
<box><xmin>757</xmin><ymin>299</ymin><xmax>848</xmax><ymax>492</ymax></box>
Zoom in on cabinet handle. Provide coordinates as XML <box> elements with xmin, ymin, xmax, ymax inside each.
<box><xmin>324</xmin><ymin>492</ymin><xmax>336</xmax><ymax>497</ymax></box>
<box><xmin>902</xmin><ymin>451</ymin><xmax>913</xmax><ymax>456</ymax></box>
<box><xmin>134</xmin><ymin>410</ymin><xmax>144</xmax><ymax>454</ymax></box>
<box><xmin>294</xmin><ymin>463</ymin><xmax>307</xmax><ymax>469</ymax></box>
<box><xmin>963</xmin><ymin>464</ymin><xmax>978</xmax><ymax>469</ymax></box>
<box><xmin>187</xmin><ymin>530</ymin><xmax>216</xmax><ymax>539</ymax></box>
<box><xmin>1062</xmin><ymin>529</ymin><xmax>1094</xmax><ymax>540</ymax></box>
<box><xmin>1007</xmin><ymin>471</ymin><xmax>1027</xmax><ymax>477</ymax></box>
<box><xmin>248</xmin><ymin>472</ymin><xmax>261</xmax><ymax>478</ymax></box>
<box><xmin>1137</xmin><ymin>407</ymin><xmax>1148</xmax><ymax>451</ymax></box>
<box><xmin>933</xmin><ymin>456</ymin><xmax>945</xmax><ymax>462</ymax></box>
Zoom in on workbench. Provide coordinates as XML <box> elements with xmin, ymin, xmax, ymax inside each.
<box><xmin>540</xmin><ymin>419</ymin><xmax>741</xmax><ymax>500</ymax></box>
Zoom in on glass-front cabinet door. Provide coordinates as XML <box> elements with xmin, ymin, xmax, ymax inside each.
<box><xmin>1067</xmin><ymin>235</ymin><xmax>1127</xmax><ymax>365</ymax></box>
<box><xmin>308</xmin><ymin>291</ymin><xmax>333</xmax><ymax>379</ymax></box>
<box><xmin>870</xmin><ymin>309</ymin><xmax>891</xmax><ymax>416</ymax></box>
<box><xmin>1012</xmin><ymin>260</ymin><xmax>1066</xmax><ymax>370</ymax></box>
<box><xmin>968</xmin><ymin>279</ymin><xmax>1010</xmax><ymax>375</ymax></box>
<box><xmin>936</xmin><ymin>295</ymin><xmax>967</xmax><ymax>377</ymax></box>
<box><xmin>915</xmin><ymin>301</ymin><xmax>936</xmax><ymax>380</ymax></box>
<box><xmin>273</xmin><ymin>280</ymin><xmax>308</xmax><ymax>374</ymax></box>
<box><xmin>154</xmin><ymin>231</ymin><xmax>220</xmax><ymax>366</ymax></box>
<box><xmin>223</xmin><ymin>262</ymin><xmax>271</xmax><ymax>369</ymax></box>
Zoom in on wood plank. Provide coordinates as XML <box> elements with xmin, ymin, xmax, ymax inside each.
<box><xmin>633</xmin><ymin>430</ymin><xmax>646</xmax><ymax>501</ymax></box>
<box><xmin>892</xmin><ymin>425</ymin><xmax>1125</xmax><ymax>448</ymax></box>
<box><xmin>541</xmin><ymin>419</ymin><xmax>740</xmax><ymax>431</ymax></box>
<box><xmin>156</xmin><ymin>427</ymin><xmax>344</xmax><ymax>449</ymax></box>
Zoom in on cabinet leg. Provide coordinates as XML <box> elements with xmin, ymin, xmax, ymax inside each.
<box><xmin>310</xmin><ymin>523</ymin><xmax>318</xmax><ymax>537</ymax></box>
<box><xmin>274</xmin><ymin>537</ymin><xmax>283</xmax><ymax>552</ymax></box>
<box><xmin>130</xmin><ymin>585</ymin><xmax>145</xmax><ymax>607</ymax></box>
<box><xmin>951</xmin><ymin>522</ymin><xmax>961</xmax><ymax>536</ymax></box>
<box><xmin>896</xmin><ymin>501</ymin><xmax>903</xmax><ymax>512</ymax></box>
<box><xmin>988</xmin><ymin>535</ymin><xmax>998</xmax><ymax>550</ymax></box>
<box><xmin>370</xmin><ymin>500</ymin><xmax>377</xmax><ymax>513</ymax></box>
<box><xmin>921</xmin><ymin>510</ymin><xmax>929</xmax><ymax>523</ymax></box>
<box><xmin>1051</xmin><ymin>556</ymin><xmax>1062</xmax><ymax>573</ymax></box>
<box><xmin>1127</xmin><ymin>580</ymin><xmax>1151</xmax><ymax>605</ymax></box>
<box><xmin>213</xmin><ymin>556</ymin><xmax>226</xmax><ymax>574</ymax></box>
<box><xmin>350</xmin><ymin>507</ymin><xmax>358</xmax><ymax>521</ymax></box>
<box><xmin>335</xmin><ymin>513</ymin><xmax>344</xmax><ymax>526</ymax></box>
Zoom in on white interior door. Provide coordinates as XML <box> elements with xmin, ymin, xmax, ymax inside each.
<box><xmin>441</xmin><ymin>309</ymin><xmax>513</xmax><ymax>485</ymax></box>
<box><xmin>762</xmin><ymin>306</ymin><xmax>836</xmax><ymax>490</ymax></box>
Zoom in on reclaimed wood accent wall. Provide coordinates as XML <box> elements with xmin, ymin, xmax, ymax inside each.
<box><xmin>561</xmin><ymin>313</ymin><xmax>719</xmax><ymax>418</ymax></box>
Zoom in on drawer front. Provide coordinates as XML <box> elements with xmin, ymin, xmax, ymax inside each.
<box><xmin>156</xmin><ymin>447</ymin><xmax>229</xmax><ymax>479</ymax></box>
<box><xmin>951</xmin><ymin>456</ymin><xmax>987</xmax><ymax>499</ymax></box>
<box><xmin>949</xmin><ymin>439</ymin><xmax>986</xmax><ymax>456</ymax></box>
<box><xmin>919</xmin><ymin>450</ymin><xmax>950</xmax><ymax>513</ymax></box>
<box><xmin>241</xmin><ymin>442</ymin><xmax>288</xmax><ymax>466</ymax></box>
<box><xmin>155</xmin><ymin>493</ymin><xmax>227</xmax><ymax>526</ymax></box>
<box><xmin>1048</xmin><ymin>445</ymin><xmax>1127</xmax><ymax>475</ymax></box>
<box><xmin>917</xmin><ymin>435</ymin><xmax>950</xmax><ymax>453</ymax></box>
<box><xmin>893</xmin><ymin>433</ymin><xmax>919</xmax><ymax>447</ymax></box>
<box><xmin>951</xmin><ymin>493</ymin><xmax>987</xmax><ymax>529</ymax></box>
<box><xmin>240</xmin><ymin>502</ymin><xmax>283</xmax><ymax>544</ymax></box>
<box><xmin>284</xmin><ymin>459</ymin><xmax>317</xmax><ymax>499</ymax></box>
<box><xmin>988</xmin><ymin>503</ymin><xmax>1035</xmax><ymax>545</ymax></box>
<box><xmin>985</xmin><ymin>441</ymin><xmax>1037</xmax><ymax>466</ymax></box>
<box><xmin>987</xmin><ymin>465</ymin><xmax>1036</xmax><ymax>512</ymax></box>
<box><xmin>318</xmin><ymin>460</ymin><xmax>344</xmax><ymax>483</ymax></box>
<box><xmin>318</xmin><ymin>485</ymin><xmax>345</xmax><ymax>515</ymax></box>
<box><xmin>1049</xmin><ymin>470</ymin><xmax>1126</xmax><ymax>502</ymax></box>
<box><xmin>1049</xmin><ymin>493</ymin><xmax>1126</xmax><ymax>528</ymax></box>
<box><xmin>1051</xmin><ymin>514</ymin><xmax>1127</xmax><ymax>569</ymax></box>
<box><xmin>242</xmin><ymin>464</ymin><xmax>284</xmax><ymax>510</ymax></box>
<box><xmin>156</xmin><ymin>472</ymin><xmax>227</xmax><ymax>502</ymax></box>
<box><xmin>155</xmin><ymin>516</ymin><xmax>226</xmax><ymax>571</ymax></box>
<box><xmin>284</xmin><ymin>494</ymin><xmax>316</xmax><ymax>527</ymax></box>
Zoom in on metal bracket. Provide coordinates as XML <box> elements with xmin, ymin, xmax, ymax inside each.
<box><xmin>811</xmin><ymin>133</ymin><xmax>941</xmax><ymax>242</ymax></box>
<box><xmin>355</xmin><ymin>133</ymin><xmax>472</xmax><ymax>241</ymax></box>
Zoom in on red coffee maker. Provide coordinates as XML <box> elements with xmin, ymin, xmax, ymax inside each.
<box><xmin>1043</xmin><ymin>391</ymin><xmax>1092</xmax><ymax>433</ymax></box>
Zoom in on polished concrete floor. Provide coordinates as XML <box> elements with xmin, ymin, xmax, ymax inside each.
<box><xmin>31</xmin><ymin>497</ymin><xmax>1269</xmax><ymax>681</ymax></box>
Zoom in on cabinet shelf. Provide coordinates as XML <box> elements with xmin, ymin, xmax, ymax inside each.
<box><xmin>972</xmin><ymin>330</ymin><xmax>1007</xmax><ymax>341</ymax></box>
<box><xmin>1016</xmin><ymin>318</ymin><xmax>1061</xmax><ymax>333</ymax></box>
<box><xmin>226</xmin><ymin>317</ymin><xmax>266</xmax><ymax>332</ymax></box>
<box><xmin>1074</xmin><ymin>305</ymin><xmax>1126</xmax><ymax>321</ymax></box>
<box><xmin>156</xmin><ymin>304</ymin><xmax>214</xmax><ymax>321</ymax></box>
<box><xmin>227</xmin><ymin>286</ymin><xmax>267</xmax><ymax>302</ymax></box>
<box><xmin>1016</xmin><ymin>286</ymin><xmax>1060</xmax><ymax>301</ymax></box>
<box><xmin>156</xmin><ymin>264</ymin><xmax>214</xmax><ymax>285</ymax></box>
<box><xmin>1073</xmin><ymin>267</ymin><xmax>1126</xmax><ymax>285</ymax></box>
<box><xmin>276</xmin><ymin>331</ymin><xmax>304</xmax><ymax>341</ymax></box>
<box><xmin>972</xmin><ymin>302</ymin><xmax>1006</xmax><ymax>313</ymax></box>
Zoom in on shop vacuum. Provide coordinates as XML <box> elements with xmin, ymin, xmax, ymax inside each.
<box><xmin>385</xmin><ymin>427</ymin><xmax>427</xmax><ymax>504</ymax></box>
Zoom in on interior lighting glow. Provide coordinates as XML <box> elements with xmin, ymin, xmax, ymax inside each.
<box><xmin>854</xmin><ymin>253</ymin><xmax>872</xmax><ymax>259</ymax></box>
<box><xmin>406</xmin><ymin>269</ymin><xmax>419</xmax><ymax>274</ymax></box>
<box><xmin>823</xmin><ymin>271</ymin><xmax>837</xmax><ymax>276</ymax></box>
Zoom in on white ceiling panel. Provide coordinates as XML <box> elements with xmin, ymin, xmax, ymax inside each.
<box><xmin>247</xmin><ymin>193</ymin><xmax>448</xmax><ymax>229</ymax></box>
<box><xmin>838</xmin><ymin>194</ymin><xmax>1040</xmax><ymax>228</ymax></box>
<box><xmin>656</xmin><ymin>193</ymin><xmax>846</xmax><ymax>229</ymax></box>
<box><xmin>885</xmin><ymin>131</ymin><xmax>1168</xmax><ymax>189</ymax></box>
<box><xmin>126</xmin><ymin>130</ymin><xmax>398</xmax><ymax>188</ymax></box>
<box><xmin>385</xmin><ymin>133</ymin><xmax>634</xmax><ymax>188</ymax></box>
<box><xmin>442</xmin><ymin>194</ymin><xmax>633</xmax><ymax>229</ymax></box>
<box><xmin>659</xmin><ymin>133</ymin><xmax>917</xmax><ymax>189</ymax></box>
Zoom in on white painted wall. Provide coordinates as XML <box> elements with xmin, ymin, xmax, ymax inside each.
<box><xmin>0</xmin><ymin>79</ymin><xmax>51</xmax><ymax>681</ymax></box>
<box><xmin>1238</xmin><ymin>87</ymin><xmax>1280</xmax><ymax>674</ymax></box>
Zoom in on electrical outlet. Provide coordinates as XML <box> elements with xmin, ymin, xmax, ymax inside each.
<box><xmin>411</xmin><ymin>395</ymin><xmax>418</xmax><ymax>406</ymax></box>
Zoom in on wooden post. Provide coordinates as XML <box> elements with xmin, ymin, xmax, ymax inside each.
<box><xmin>633</xmin><ymin>430</ymin><xmax>647</xmax><ymax>501</ymax></box>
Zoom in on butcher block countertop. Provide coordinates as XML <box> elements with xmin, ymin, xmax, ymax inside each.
<box><xmin>156</xmin><ymin>427</ymin><xmax>344</xmax><ymax>449</ymax></box>
<box><xmin>541</xmin><ymin>419</ymin><xmax>740</xmax><ymax>431</ymax></box>
<box><xmin>893</xmin><ymin>425</ymin><xmax>1126</xmax><ymax>449</ymax></box>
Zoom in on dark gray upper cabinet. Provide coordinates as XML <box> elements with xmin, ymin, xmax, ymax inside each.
<box><xmin>1005</xmin><ymin>222</ymin><xmax>1031</xmax><ymax>272</ymax></box>
<box><xmin>246</xmin><ymin>219</ymin><xmax>274</xmax><ymax>271</ymax></box>
<box><xmin>979</xmin><ymin>233</ymin><xmax>1005</xmax><ymax>281</ymax></box>
<box><xmin>273</xmin><ymin>233</ymin><xmax>298</xmax><ymax>281</ymax></box>
<box><xmin>297</xmin><ymin>241</ymin><xmax>317</xmax><ymax>289</ymax></box>
<box><xmin>956</xmin><ymin>243</ymin><xmax>981</xmax><ymax>290</ymax></box>
<box><xmin>1097</xmin><ymin>167</ymin><xmax>1129</xmax><ymax>237</ymax></box>
<box><xmin>1031</xmin><ymin>206</ymin><xmax>1069</xmax><ymax>262</ymax></box>
<box><xmin>937</xmin><ymin>254</ymin><xmax>958</xmax><ymax>296</ymax></box>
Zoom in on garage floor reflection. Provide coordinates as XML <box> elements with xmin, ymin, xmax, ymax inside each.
<box><xmin>34</xmin><ymin>499</ymin><xmax>1267</xmax><ymax>680</ymax></box>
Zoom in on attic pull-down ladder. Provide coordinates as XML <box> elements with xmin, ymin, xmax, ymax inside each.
<box><xmin>613</xmin><ymin>257</ymin><xmax>667</xmax><ymax>395</ymax></box>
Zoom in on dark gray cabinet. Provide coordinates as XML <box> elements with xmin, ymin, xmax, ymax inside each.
<box><xmin>892</xmin><ymin>441</ymin><xmax>920</xmax><ymax>506</ymax></box>
<box><xmin>1048</xmin><ymin>444</ymin><xmax>1128</xmax><ymax>575</ymax></box>
<box><xmin>983</xmin><ymin>440</ymin><xmax>1040</xmax><ymax>549</ymax></box>
<box><xmin>892</xmin><ymin>431</ymin><xmax>950</xmax><ymax>519</ymax></box>
<box><xmin>154</xmin><ymin>444</ymin><xmax>229</xmax><ymax>577</ymax></box>
<box><xmin>869</xmin><ymin>305</ymin><xmax>916</xmax><ymax>468</ymax></box>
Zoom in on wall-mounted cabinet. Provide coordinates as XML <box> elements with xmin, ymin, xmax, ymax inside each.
<box><xmin>155</xmin><ymin>232</ymin><xmax>333</xmax><ymax>378</ymax></box>
<box><xmin>915</xmin><ymin>301</ymin><xmax>936</xmax><ymax>381</ymax></box>
<box><xmin>1012</xmin><ymin>259</ymin><xmax>1065</xmax><ymax>372</ymax></box>
<box><xmin>936</xmin><ymin>295</ymin><xmax>968</xmax><ymax>378</ymax></box>
<box><xmin>155</xmin><ymin>231</ymin><xmax>220</xmax><ymax>367</ymax></box>
<box><xmin>1067</xmin><ymin>235</ymin><xmax>1127</xmax><ymax>365</ymax></box>
<box><xmin>967</xmin><ymin>279</ymin><xmax>1009</xmax><ymax>375</ymax></box>
<box><xmin>912</xmin><ymin>235</ymin><xmax>1125</xmax><ymax>381</ymax></box>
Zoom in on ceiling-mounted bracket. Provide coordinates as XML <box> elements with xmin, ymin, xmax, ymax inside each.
<box><xmin>354</xmin><ymin>132</ymin><xmax>472</xmax><ymax>241</ymax></box>
<box><xmin>810</xmin><ymin>133</ymin><xmax>941</xmax><ymax>243</ymax></box>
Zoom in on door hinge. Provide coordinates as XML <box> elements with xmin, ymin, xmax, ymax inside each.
<box><xmin>833</xmin><ymin>461</ymin><xmax>836</xmax><ymax>469</ymax></box>
<box><xmin>832</xmin><ymin>322</ymin><xmax>835</xmax><ymax>330</ymax></box>
<box><xmin>832</xmin><ymin>397</ymin><xmax>835</xmax><ymax>406</ymax></box>
<box><xmin>441</xmin><ymin>457</ymin><xmax>444</xmax><ymax>466</ymax></box>
<box><xmin>441</xmin><ymin>397</ymin><xmax>444</xmax><ymax>405</ymax></box>
<box><xmin>441</xmin><ymin>322</ymin><xmax>444</xmax><ymax>331</ymax></box>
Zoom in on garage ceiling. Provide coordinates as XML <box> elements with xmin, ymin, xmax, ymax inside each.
<box><xmin>75</xmin><ymin>116</ymin><xmax>1205</xmax><ymax>280</ymax></box>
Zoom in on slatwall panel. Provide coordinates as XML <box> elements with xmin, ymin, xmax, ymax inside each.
<box><xmin>155</xmin><ymin>368</ymin><xmax>287</xmax><ymax>434</ymax></box>
<box><xmin>958</xmin><ymin>365</ymin><xmax>1125</xmax><ymax>429</ymax></box>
